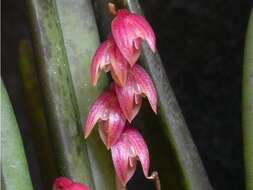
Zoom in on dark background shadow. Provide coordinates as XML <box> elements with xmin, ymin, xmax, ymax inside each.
<box><xmin>2</xmin><ymin>0</ymin><xmax>252</xmax><ymax>189</ymax></box>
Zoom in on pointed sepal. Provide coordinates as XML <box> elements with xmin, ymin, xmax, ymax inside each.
<box><xmin>91</xmin><ymin>36</ymin><xmax>128</xmax><ymax>86</ymax></box>
<box><xmin>115</xmin><ymin>64</ymin><xmax>157</xmax><ymax>122</ymax></box>
<box><xmin>112</xmin><ymin>9</ymin><xmax>156</xmax><ymax>66</ymax></box>
<box><xmin>111</xmin><ymin>126</ymin><xmax>150</xmax><ymax>186</ymax></box>
<box><xmin>84</xmin><ymin>88</ymin><xmax>126</xmax><ymax>148</ymax></box>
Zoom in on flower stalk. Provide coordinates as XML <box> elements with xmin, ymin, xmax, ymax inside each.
<box><xmin>147</xmin><ymin>171</ymin><xmax>161</xmax><ymax>190</ymax></box>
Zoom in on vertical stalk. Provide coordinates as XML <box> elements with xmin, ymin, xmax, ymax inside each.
<box><xmin>243</xmin><ymin>8</ymin><xmax>253</xmax><ymax>190</ymax></box>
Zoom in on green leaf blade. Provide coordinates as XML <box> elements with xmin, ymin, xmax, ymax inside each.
<box><xmin>19</xmin><ymin>39</ymin><xmax>58</xmax><ymax>189</ymax></box>
<box><xmin>243</xmin><ymin>8</ymin><xmax>253</xmax><ymax>190</ymax></box>
<box><xmin>26</xmin><ymin>0</ymin><xmax>95</xmax><ymax>188</ymax></box>
<box><xmin>1</xmin><ymin>80</ymin><xmax>34</xmax><ymax>190</ymax></box>
<box><xmin>54</xmin><ymin>0</ymin><xmax>116</xmax><ymax>189</ymax></box>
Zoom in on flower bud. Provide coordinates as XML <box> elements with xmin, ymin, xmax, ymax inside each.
<box><xmin>84</xmin><ymin>88</ymin><xmax>126</xmax><ymax>148</ymax></box>
<box><xmin>112</xmin><ymin>9</ymin><xmax>156</xmax><ymax>66</ymax></box>
<box><xmin>111</xmin><ymin>126</ymin><xmax>150</xmax><ymax>186</ymax></box>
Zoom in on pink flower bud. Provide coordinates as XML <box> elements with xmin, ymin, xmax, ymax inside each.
<box><xmin>91</xmin><ymin>35</ymin><xmax>128</xmax><ymax>87</ymax></box>
<box><xmin>84</xmin><ymin>88</ymin><xmax>126</xmax><ymax>148</ymax></box>
<box><xmin>111</xmin><ymin>126</ymin><xmax>150</xmax><ymax>186</ymax></box>
<box><xmin>53</xmin><ymin>177</ymin><xmax>91</xmax><ymax>190</ymax></box>
<box><xmin>115</xmin><ymin>64</ymin><xmax>157</xmax><ymax>122</ymax></box>
<box><xmin>112</xmin><ymin>9</ymin><xmax>156</xmax><ymax>66</ymax></box>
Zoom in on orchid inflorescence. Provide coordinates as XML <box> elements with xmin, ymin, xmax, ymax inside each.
<box><xmin>85</xmin><ymin>4</ymin><xmax>158</xmax><ymax>187</ymax></box>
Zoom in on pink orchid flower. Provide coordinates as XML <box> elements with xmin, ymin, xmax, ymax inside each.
<box><xmin>111</xmin><ymin>125</ymin><xmax>150</xmax><ymax>186</ymax></box>
<box><xmin>53</xmin><ymin>177</ymin><xmax>91</xmax><ymax>190</ymax></box>
<box><xmin>91</xmin><ymin>35</ymin><xmax>128</xmax><ymax>87</ymax></box>
<box><xmin>115</xmin><ymin>64</ymin><xmax>157</xmax><ymax>122</ymax></box>
<box><xmin>84</xmin><ymin>88</ymin><xmax>126</xmax><ymax>148</ymax></box>
<box><xmin>112</xmin><ymin>9</ymin><xmax>156</xmax><ymax>66</ymax></box>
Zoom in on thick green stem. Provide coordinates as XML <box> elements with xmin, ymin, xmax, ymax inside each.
<box><xmin>243</xmin><ymin>8</ymin><xmax>253</xmax><ymax>190</ymax></box>
<box><xmin>1</xmin><ymin>80</ymin><xmax>34</xmax><ymax>190</ymax></box>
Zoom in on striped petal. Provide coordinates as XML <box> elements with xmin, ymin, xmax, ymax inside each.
<box><xmin>91</xmin><ymin>36</ymin><xmax>128</xmax><ymax>86</ymax></box>
<box><xmin>115</xmin><ymin>65</ymin><xmax>157</xmax><ymax>122</ymax></box>
<box><xmin>115</xmin><ymin>74</ymin><xmax>142</xmax><ymax>122</ymax></box>
<box><xmin>84</xmin><ymin>88</ymin><xmax>126</xmax><ymax>148</ymax></box>
<box><xmin>84</xmin><ymin>90</ymin><xmax>112</xmax><ymax>138</ymax></box>
<box><xmin>112</xmin><ymin>9</ymin><xmax>156</xmax><ymax>66</ymax></box>
<box><xmin>111</xmin><ymin>126</ymin><xmax>150</xmax><ymax>186</ymax></box>
<box><xmin>131</xmin><ymin>64</ymin><xmax>157</xmax><ymax>113</ymax></box>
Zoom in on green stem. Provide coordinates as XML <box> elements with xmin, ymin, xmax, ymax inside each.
<box><xmin>147</xmin><ymin>171</ymin><xmax>161</xmax><ymax>190</ymax></box>
<box><xmin>243</xmin><ymin>7</ymin><xmax>253</xmax><ymax>190</ymax></box>
<box><xmin>1</xmin><ymin>80</ymin><xmax>34</xmax><ymax>190</ymax></box>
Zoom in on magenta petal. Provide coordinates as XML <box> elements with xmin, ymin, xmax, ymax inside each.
<box><xmin>126</xmin><ymin>128</ymin><xmax>150</xmax><ymax>177</ymax></box>
<box><xmin>128</xmin><ymin>13</ymin><xmax>156</xmax><ymax>52</ymax></box>
<box><xmin>91</xmin><ymin>40</ymin><xmax>111</xmax><ymax>86</ymax></box>
<box><xmin>84</xmin><ymin>90</ymin><xmax>112</xmax><ymax>138</ymax></box>
<box><xmin>115</xmin><ymin>64</ymin><xmax>157</xmax><ymax>122</ymax></box>
<box><xmin>111</xmin><ymin>139</ymin><xmax>130</xmax><ymax>185</ymax></box>
<box><xmin>107</xmin><ymin>106</ymin><xmax>126</xmax><ymax>147</ymax></box>
<box><xmin>98</xmin><ymin>106</ymin><xmax>126</xmax><ymax>148</ymax></box>
<box><xmin>131</xmin><ymin>65</ymin><xmax>157</xmax><ymax>113</ymax></box>
<box><xmin>53</xmin><ymin>177</ymin><xmax>91</xmax><ymax>190</ymax></box>
<box><xmin>69</xmin><ymin>183</ymin><xmax>91</xmax><ymax>190</ymax></box>
<box><xmin>98</xmin><ymin>121</ymin><xmax>109</xmax><ymax>148</ymax></box>
<box><xmin>53</xmin><ymin>177</ymin><xmax>73</xmax><ymax>190</ymax></box>
<box><xmin>112</xmin><ymin>9</ymin><xmax>156</xmax><ymax>66</ymax></box>
<box><xmin>85</xmin><ymin>88</ymin><xmax>126</xmax><ymax>147</ymax></box>
<box><xmin>110</xmin><ymin>40</ymin><xmax>128</xmax><ymax>86</ymax></box>
<box><xmin>111</xmin><ymin>126</ymin><xmax>150</xmax><ymax>185</ymax></box>
<box><xmin>115</xmin><ymin>75</ymin><xmax>142</xmax><ymax>122</ymax></box>
<box><xmin>90</xmin><ymin>36</ymin><xmax>128</xmax><ymax>86</ymax></box>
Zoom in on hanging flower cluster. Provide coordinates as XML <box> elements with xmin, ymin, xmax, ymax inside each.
<box><xmin>53</xmin><ymin>177</ymin><xmax>91</xmax><ymax>190</ymax></box>
<box><xmin>85</xmin><ymin>7</ymin><xmax>157</xmax><ymax>186</ymax></box>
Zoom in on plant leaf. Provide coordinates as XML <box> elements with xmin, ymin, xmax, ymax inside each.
<box><xmin>92</xmin><ymin>0</ymin><xmax>213</xmax><ymax>189</ymax></box>
<box><xmin>26</xmin><ymin>0</ymin><xmax>95</xmax><ymax>188</ymax></box>
<box><xmin>242</xmin><ymin>8</ymin><xmax>253</xmax><ymax>190</ymax></box>
<box><xmin>1</xmin><ymin>80</ymin><xmax>34</xmax><ymax>190</ymax></box>
<box><xmin>54</xmin><ymin>1</ymin><xmax>116</xmax><ymax>189</ymax></box>
<box><xmin>19</xmin><ymin>39</ymin><xmax>58</xmax><ymax>189</ymax></box>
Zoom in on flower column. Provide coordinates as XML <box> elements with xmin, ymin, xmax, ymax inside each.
<box><xmin>84</xmin><ymin>6</ymin><xmax>159</xmax><ymax>187</ymax></box>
